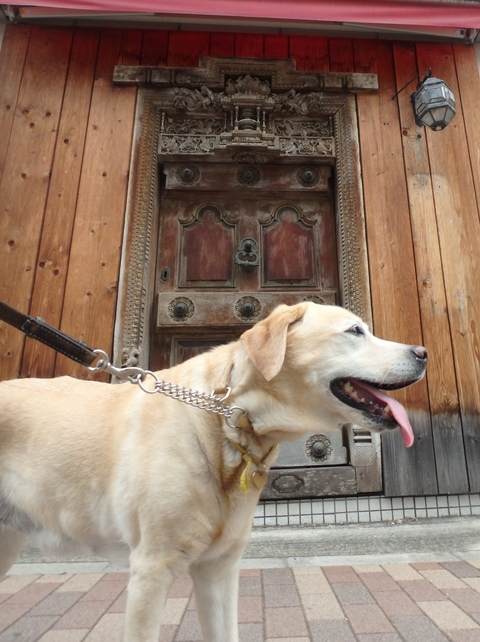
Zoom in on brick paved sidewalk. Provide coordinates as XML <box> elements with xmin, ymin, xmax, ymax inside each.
<box><xmin>3</xmin><ymin>559</ymin><xmax>480</xmax><ymax>641</ymax></box>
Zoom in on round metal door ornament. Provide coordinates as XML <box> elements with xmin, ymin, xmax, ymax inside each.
<box><xmin>168</xmin><ymin>297</ymin><xmax>195</xmax><ymax>322</ymax></box>
<box><xmin>305</xmin><ymin>434</ymin><xmax>332</xmax><ymax>462</ymax></box>
<box><xmin>297</xmin><ymin>167</ymin><xmax>320</xmax><ymax>188</ymax></box>
<box><xmin>176</xmin><ymin>165</ymin><xmax>200</xmax><ymax>185</ymax></box>
<box><xmin>234</xmin><ymin>296</ymin><xmax>261</xmax><ymax>321</ymax></box>
<box><xmin>237</xmin><ymin>166</ymin><xmax>260</xmax><ymax>187</ymax></box>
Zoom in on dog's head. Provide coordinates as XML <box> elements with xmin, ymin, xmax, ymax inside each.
<box><xmin>240</xmin><ymin>302</ymin><xmax>427</xmax><ymax>447</ymax></box>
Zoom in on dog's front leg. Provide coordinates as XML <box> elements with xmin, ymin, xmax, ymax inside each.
<box><xmin>124</xmin><ymin>553</ymin><xmax>174</xmax><ymax>642</ymax></box>
<box><xmin>191</xmin><ymin>554</ymin><xmax>242</xmax><ymax>642</ymax></box>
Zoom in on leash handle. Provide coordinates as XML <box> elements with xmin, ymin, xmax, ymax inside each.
<box><xmin>0</xmin><ymin>300</ymin><xmax>97</xmax><ymax>367</ymax></box>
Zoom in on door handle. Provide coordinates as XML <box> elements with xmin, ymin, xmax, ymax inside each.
<box><xmin>234</xmin><ymin>238</ymin><xmax>259</xmax><ymax>272</ymax></box>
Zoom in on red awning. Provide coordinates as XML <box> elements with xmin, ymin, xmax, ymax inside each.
<box><xmin>5</xmin><ymin>1</ymin><xmax>480</xmax><ymax>29</ymax></box>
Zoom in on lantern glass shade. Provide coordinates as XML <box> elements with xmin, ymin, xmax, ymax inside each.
<box><xmin>411</xmin><ymin>77</ymin><xmax>456</xmax><ymax>131</ymax></box>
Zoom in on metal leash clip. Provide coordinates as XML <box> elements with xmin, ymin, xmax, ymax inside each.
<box><xmin>87</xmin><ymin>349</ymin><xmax>146</xmax><ymax>383</ymax></box>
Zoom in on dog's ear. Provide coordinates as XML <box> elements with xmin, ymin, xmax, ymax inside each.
<box><xmin>240</xmin><ymin>303</ymin><xmax>307</xmax><ymax>381</ymax></box>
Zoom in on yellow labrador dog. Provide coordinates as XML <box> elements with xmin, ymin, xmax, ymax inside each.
<box><xmin>0</xmin><ymin>302</ymin><xmax>427</xmax><ymax>641</ymax></box>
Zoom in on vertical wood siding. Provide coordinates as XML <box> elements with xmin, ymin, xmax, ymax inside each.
<box><xmin>0</xmin><ymin>26</ymin><xmax>479</xmax><ymax>495</ymax></box>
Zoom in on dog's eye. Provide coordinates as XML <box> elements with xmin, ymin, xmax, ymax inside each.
<box><xmin>347</xmin><ymin>325</ymin><xmax>364</xmax><ymax>336</ymax></box>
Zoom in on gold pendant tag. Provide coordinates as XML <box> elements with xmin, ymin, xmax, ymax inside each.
<box><xmin>252</xmin><ymin>469</ymin><xmax>267</xmax><ymax>490</ymax></box>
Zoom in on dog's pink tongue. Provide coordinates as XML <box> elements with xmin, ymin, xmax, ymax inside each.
<box><xmin>354</xmin><ymin>381</ymin><xmax>415</xmax><ymax>448</ymax></box>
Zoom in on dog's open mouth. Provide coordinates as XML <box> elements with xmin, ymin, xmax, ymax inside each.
<box><xmin>330</xmin><ymin>378</ymin><xmax>417</xmax><ymax>447</ymax></box>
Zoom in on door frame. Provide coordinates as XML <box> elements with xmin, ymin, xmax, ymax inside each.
<box><xmin>112</xmin><ymin>57</ymin><xmax>380</xmax><ymax>495</ymax></box>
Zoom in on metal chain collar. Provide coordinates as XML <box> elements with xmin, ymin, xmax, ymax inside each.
<box><xmin>88</xmin><ymin>349</ymin><xmax>246</xmax><ymax>426</ymax></box>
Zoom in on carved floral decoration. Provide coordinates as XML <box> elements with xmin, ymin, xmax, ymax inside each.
<box><xmin>157</xmin><ymin>75</ymin><xmax>335</xmax><ymax>158</ymax></box>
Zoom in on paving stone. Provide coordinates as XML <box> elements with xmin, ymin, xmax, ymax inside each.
<box><xmin>411</xmin><ymin>562</ymin><xmax>443</xmax><ymax>570</ymax></box>
<box><xmin>8</xmin><ymin>556</ymin><xmax>480</xmax><ymax>641</ymax></box>
<box><xmin>262</xmin><ymin>568</ymin><xmax>295</xmax><ymax>585</ymax></box>
<box><xmin>441</xmin><ymin>562</ymin><xmax>480</xmax><ymax>579</ymax></box>
<box><xmin>265</xmin><ymin>607</ymin><xmax>309</xmax><ymax>638</ymax></box>
<box><xmin>29</xmin><ymin>590</ymin><xmax>84</xmax><ymax>617</ymax></box>
<box><xmin>343</xmin><ymin>604</ymin><xmax>394</xmax><ymax>634</ymax></box>
<box><xmin>107</xmin><ymin>590</ymin><xmax>127</xmax><ymax>613</ymax></box>
<box><xmin>52</xmin><ymin>599</ymin><xmax>113</xmax><ymax>630</ymax></box>
<box><xmin>294</xmin><ymin>569</ymin><xmax>332</xmax><ymax>595</ymax></box>
<box><xmin>264</xmin><ymin>582</ymin><xmax>300</xmax><ymax>607</ymax></box>
<box><xmin>465</xmin><ymin>578</ymin><xmax>480</xmax><ymax>593</ymax></box>
<box><xmin>175</xmin><ymin>609</ymin><xmax>202</xmax><ymax>641</ymax></box>
<box><xmin>356</xmin><ymin>633</ymin><xmax>404</xmax><ymax>642</ymax></box>
<box><xmin>353</xmin><ymin>565</ymin><xmax>384</xmax><ymax>574</ymax></box>
<box><xmin>444</xmin><ymin>588</ymin><xmax>480</xmax><ymax>612</ymax></box>
<box><xmin>309</xmin><ymin>618</ymin><xmax>356</xmax><ymax>641</ymax></box>
<box><xmin>161</xmin><ymin>597</ymin><xmax>189</xmax><ymax>625</ymax></box>
<box><xmin>322</xmin><ymin>566</ymin><xmax>360</xmax><ymax>583</ymax></box>
<box><xmin>239</xmin><ymin>622</ymin><xmax>264</xmax><ymax>641</ymax></box>
<box><xmin>35</xmin><ymin>574</ymin><xmax>73</xmax><ymax>585</ymax></box>
<box><xmin>382</xmin><ymin>564</ymin><xmax>423</xmax><ymax>581</ymax></box>
<box><xmin>266</xmin><ymin>638</ymin><xmax>310</xmax><ymax>642</ymax></box>
<box><xmin>391</xmin><ymin>615</ymin><xmax>449</xmax><ymax>641</ymax></box>
<box><xmin>448</xmin><ymin>631</ymin><xmax>480</xmax><ymax>642</ymax></box>
<box><xmin>373</xmin><ymin>589</ymin><xmax>422</xmax><ymax>617</ymax></box>
<box><xmin>0</xmin><ymin>575</ymin><xmax>40</xmax><ymax>594</ymax></box>
<box><xmin>0</xmin><ymin>602</ymin><xmax>35</xmax><ymax>634</ymax></box>
<box><xmin>6</xmin><ymin>581</ymin><xmax>60</xmax><ymax>605</ymax></box>
<box><xmin>0</xmin><ymin>615</ymin><xmax>58</xmax><ymax>642</ymax></box>
<box><xmin>56</xmin><ymin>574</ymin><xmax>104</xmax><ymax>593</ymax></box>
<box><xmin>420</xmin><ymin>569</ymin><xmax>468</xmax><ymax>589</ymax></box>
<box><xmin>240</xmin><ymin>569</ymin><xmax>261</xmax><ymax>577</ymax></box>
<box><xmin>159</xmin><ymin>624</ymin><xmax>177</xmax><ymax>642</ymax></box>
<box><xmin>38</xmin><ymin>630</ymin><xmax>90</xmax><ymax>642</ymax></box>
<box><xmin>398</xmin><ymin>579</ymin><xmax>448</xmax><ymax>602</ymax></box>
<box><xmin>417</xmin><ymin>600</ymin><xmax>479</xmax><ymax>631</ymax></box>
<box><xmin>300</xmin><ymin>591</ymin><xmax>345</xmax><ymax>620</ymax></box>
<box><xmin>293</xmin><ymin>566</ymin><xmax>327</xmax><ymax>575</ymax></box>
<box><xmin>79</xmin><ymin>579</ymin><xmax>126</xmax><ymax>602</ymax></box>
<box><xmin>83</xmin><ymin>612</ymin><xmax>125</xmax><ymax>641</ymax></box>
<box><xmin>332</xmin><ymin>582</ymin><xmax>376</xmax><ymax>605</ymax></box>
<box><xmin>238</xmin><ymin>595</ymin><xmax>263</xmax><ymax>623</ymax></box>
<box><xmin>239</xmin><ymin>575</ymin><xmax>262</xmax><ymax>596</ymax></box>
<box><xmin>359</xmin><ymin>572</ymin><xmax>401</xmax><ymax>593</ymax></box>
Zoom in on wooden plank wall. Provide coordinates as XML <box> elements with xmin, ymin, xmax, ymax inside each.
<box><xmin>1</xmin><ymin>25</ymin><xmax>479</xmax><ymax>496</ymax></box>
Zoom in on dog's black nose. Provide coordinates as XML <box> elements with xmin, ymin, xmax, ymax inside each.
<box><xmin>412</xmin><ymin>346</ymin><xmax>428</xmax><ymax>361</ymax></box>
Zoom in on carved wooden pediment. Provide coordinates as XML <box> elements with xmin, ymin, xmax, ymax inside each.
<box><xmin>114</xmin><ymin>57</ymin><xmax>377</xmax><ymax>161</ymax></box>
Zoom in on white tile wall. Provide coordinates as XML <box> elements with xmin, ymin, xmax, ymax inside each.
<box><xmin>253</xmin><ymin>493</ymin><xmax>480</xmax><ymax>526</ymax></box>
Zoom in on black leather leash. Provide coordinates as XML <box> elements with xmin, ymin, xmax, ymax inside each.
<box><xmin>0</xmin><ymin>300</ymin><xmax>98</xmax><ymax>367</ymax></box>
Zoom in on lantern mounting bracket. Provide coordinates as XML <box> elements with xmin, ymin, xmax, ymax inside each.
<box><xmin>391</xmin><ymin>68</ymin><xmax>432</xmax><ymax>101</ymax></box>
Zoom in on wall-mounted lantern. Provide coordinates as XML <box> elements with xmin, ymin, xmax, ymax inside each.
<box><xmin>411</xmin><ymin>70</ymin><xmax>456</xmax><ymax>131</ymax></box>
<box><xmin>393</xmin><ymin>68</ymin><xmax>456</xmax><ymax>131</ymax></box>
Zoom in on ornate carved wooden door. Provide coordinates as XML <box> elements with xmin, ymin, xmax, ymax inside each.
<box><xmin>114</xmin><ymin>57</ymin><xmax>382</xmax><ymax>499</ymax></box>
